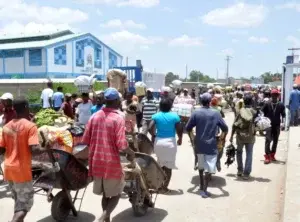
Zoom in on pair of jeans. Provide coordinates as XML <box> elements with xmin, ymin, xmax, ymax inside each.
<box><xmin>290</xmin><ymin>109</ymin><xmax>298</xmax><ymax>126</ymax></box>
<box><xmin>265</xmin><ymin>126</ymin><xmax>280</xmax><ymax>155</ymax></box>
<box><xmin>236</xmin><ymin>143</ymin><xmax>254</xmax><ymax>176</ymax></box>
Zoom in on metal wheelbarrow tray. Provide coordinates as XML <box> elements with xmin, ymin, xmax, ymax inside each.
<box><xmin>32</xmin><ymin>148</ymin><xmax>91</xmax><ymax>221</ymax></box>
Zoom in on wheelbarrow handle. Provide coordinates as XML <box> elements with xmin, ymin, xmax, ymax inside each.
<box><xmin>39</xmin><ymin>131</ymin><xmax>60</xmax><ymax>172</ymax></box>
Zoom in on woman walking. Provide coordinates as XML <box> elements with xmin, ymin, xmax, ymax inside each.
<box><xmin>150</xmin><ymin>98</ymin><xmax>183</xmax><ymax>194</ymax></box>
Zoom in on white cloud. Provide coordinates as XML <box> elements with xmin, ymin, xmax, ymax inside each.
<box><xmin>168</xmin><ymin>35</ymin><xmax>204</xmax><ymax>47</ymax></box>
<box><xmin>232</xmin><ymin>39</ymin><xmax>239</xmax><ymax>43</ymax></box>
<box><xmin>162</xmin><ymin>7</ymin><xmax>174</xmax><ymax>12</ymax></box>
<box><xmin>102</xmin><ymin>30</ymin><xmax>163</xmax><ymax>45</ymax></box>
<box><xmin>286</xmin><ymin>35</ymin><xmax>300</xmax><ymax>47</ymax></box>
<box><xmin>217</xmin><ymin>48</ymin><xmax>235</xmax><ymax>56</ymax></box>
<box><xmin>100</xmin><ymin>19</ymin><xmax>146</xmax><ymax>29</ymax></box>
<box><xmin>276</xmin><ymin>3</ymin><xmax>300</xmax><ymax>12</ymax></box>
<box><xmin>140</xmin><ymin>45</ymin><xmax>150</xmax><ymax>50</ymax></box>
<box><xmin>202</xmin><ymin>3</ymin><xmax>268</xmax><ymax>28</ymax></box>
<box><xmin>0</xmin><ymin>21</ymin><xmax>73</xmax><ymax>35</ymax></box>
<box><xmin>75</xmin><ymin>0</ymin><xmax>159</xmax><ymax>8</ymax></box>
<box><xmin>248</xmin><ymin>36</ymin><xmax>269</xmax><ymax>44</ymax></box>
<box><xmin>0</xmin><ymin>0</ymin><xmax>88</xmax><ymax>24</ymax></box>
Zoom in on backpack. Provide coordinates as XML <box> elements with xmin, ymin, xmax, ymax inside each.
<box><xmin>234</xmin><ymin>107</ymin><xmax>255</xmax><ymax>140</ymax></box>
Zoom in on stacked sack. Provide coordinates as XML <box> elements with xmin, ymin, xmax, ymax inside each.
<box><xmin>107</xmin><ymin>69</ymin><xmax>128</xmax><ymax>95</ymax></box>
<box><xmin>135</xmin><ymin>81</ymin><xmax>147</xmax><ymax>96</ymax></box>
<box><xmin>74</xmin><ymin>74</ymin><xmax>96</xmax><ymax>93</ymax></box>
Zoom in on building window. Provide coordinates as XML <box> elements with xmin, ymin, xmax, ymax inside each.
<box><xmin>54</xmin><ymin>45</ymin><xmax>67</xmax><ymax>65</ymax></box>
<box><xmin>3</xmin><ymin>50</ymin><xmax>23</xmax><ymax>58</ymax></box>
<box><xmin>29</xmin><ymin>49</ymin><xmax>42</xmax><ymax>66</ymax></box>
<box><xmin>76</xmin><ymin>40</ymin><xmax>85</xmax><ymax>67</ymax></box>
<box><xmin>109</xmin><ymin>52</ymin><xmax>117</xmax><ymax>69</ymax></box>
<box><xmin>94</xmin><ymin>44</ymin><xmax>102</xmax><ymax>69</ymax></box>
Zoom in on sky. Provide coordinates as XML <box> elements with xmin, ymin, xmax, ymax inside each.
<box><xmin>0</xmin><ymin>0</ymin><xmax>299</xmax><ymax>79</ymax></box>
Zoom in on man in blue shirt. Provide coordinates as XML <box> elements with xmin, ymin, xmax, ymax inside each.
<box><xmin>52</xmin><ymin>86</ymin><xmax>64</xmax><ymax>111</ymax></box>
<box><xmin>186</xmin><ymin>93</ymin><xmax>228</xmax><ymax>198</ymax></box>
<box><xmin>289</xmin><ymin>84</ymin><xmax>300</xmax><ymax>126</ymax></box>
<box><xmin>91</xmin><ymin>92</ymin><xmax>105</xmax><ymax>114</ymax></box>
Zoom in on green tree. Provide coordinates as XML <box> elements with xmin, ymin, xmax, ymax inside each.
<box><xmin>165</xmin><ymin>72</ymin><xmax>180</xmax><ymax>85</ymax></box>
<box><xmin>188</xmin><ymin>70</ymin><xmax>216</xmax><ymax>83</ymax></box>
<box><xmin>260</xmin><ymin>72</ymin><xmax>282</xmax><ymax>84</ymax></box>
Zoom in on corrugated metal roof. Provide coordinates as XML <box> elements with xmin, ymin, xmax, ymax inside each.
<box><xmin>0</xmin><ymin>30</ymin><xmax>73</xmax><ymax>41</ymax></box>
<box><xmin>0</xmin><ymin>33</ymin><xmax>85</xmax><ymax>50</ymax></box>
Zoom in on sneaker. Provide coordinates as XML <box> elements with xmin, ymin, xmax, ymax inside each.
<box><xmin>270</xmin><ymin>153</ymin><xmax>277</xmax><ymax>162</ymax></box>
<box><xmin>237</xmin><ymin>171</ymin><xmax>243</xmax><ymax>177</ymax></box>
<box><xmin>242</xmin><ymin>174</ymin><xmax>250</xmax><ymax>180</ymax></box>
<box><xmin>264</xmin><ymin>154</ymin><xmax>271</xmax><ymax>164</ymax></box>
<box><xmin>200</xmin><ymin>190</ymin><xmax>210</xmax><ymax>198</ymax></box>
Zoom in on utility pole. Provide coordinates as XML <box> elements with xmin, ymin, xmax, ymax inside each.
<box><xmin>225</xmin><ymin>55</ymin><xmax>232</xmax><ymax>85</ymax></box>
<box><xmin>185</xmin><ymin>64</ymin><xmax>188</xmax><ymax>82</ymax></box>
<box><xmin>288</xmin><ymin>48</ymin><xmax>300</xmax><ymax>56</ymax></box>
<box><xmin>216</xmin><ymin>68</ymin><xmax>219</xmax><ymax>81</ymax></box>
<box><xmin>126</xmin><ymin>56</ymin><xmax>128</xmax><ymax>66</ymax></box>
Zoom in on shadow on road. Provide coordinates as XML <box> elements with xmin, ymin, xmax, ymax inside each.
<box><xmin>37</xmin><ymin>212</ymin><xmax>95</xmax><ymax>222</ymax></box>
<box><xmin>113</xmin><ymin>207</ymin><xmax>168</xmax><ymax>222</ymax></box>
<box><xmin>187</xmin><ymin>175</ymin><xmax>229</xmax><ymax>198</ymax></box>
<box><xmin>226</xmin><ymin>173</ymin><xmax>271</xmax><ymax>182</ymax></box>
<box><xmin>161</xmin><ymin>189</ymin><xmax>184</xmax><ymax>196</ymax></box>
<box><xmin>259</xmin><ymin>160</ymin><xmax>286</xmax><ymax>165</ymax></box>
<box><xmin>0</xmin><ymin>183</ymin><xmax>11</xmax><ymax>199</ymax></box>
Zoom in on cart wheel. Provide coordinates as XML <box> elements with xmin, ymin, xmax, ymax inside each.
<box><xmin>131</xmin><ymin>178</ymin><xmax>149</xmax><ymax>217</ymax></box>
<box><xmin>51</xmin><ymin>191</ymin><xmax>71</xmax><ymax>221</ymax></box>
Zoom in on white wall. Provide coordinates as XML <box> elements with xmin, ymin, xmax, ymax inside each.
<box><xmin>47</xmin><ymin>42</ymin><xmax>72</xmax><ymax>73</ymax></box>
<box><xmin>0</xmin><ymin>58</ymin><xmax>3</xmax><ymax>74</ymax></box>
<box><xmin>73</xmin><ymin>37</ymin><xmax>104</xmax><ymax>75</ymax></box>
<box><xmin>25</xmin><ymin>49</ymin><xmax>46</xmax><ymax>73</ymax></box>
<box><xmin>5</xmin><ymin>57</ymin><xmax>24</xmax><ymax>74</ymax></box>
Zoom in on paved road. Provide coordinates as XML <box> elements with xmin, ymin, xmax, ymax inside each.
<box><xmin>0</xmin><ymin>112</ymin><xmax>287</xmax><ymax>222</ymax></box>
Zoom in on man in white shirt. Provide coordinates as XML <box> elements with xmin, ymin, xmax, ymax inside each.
<box><xmin>41</xmin><ymin>82</ymin><xmax>54</xmax><ymax>109</ymax></box>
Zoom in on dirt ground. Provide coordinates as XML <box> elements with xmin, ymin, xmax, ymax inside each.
<box><xmin>0</xmin><ymin>112</ymin><xmax>288</xmax><ymax>222</ymax></box>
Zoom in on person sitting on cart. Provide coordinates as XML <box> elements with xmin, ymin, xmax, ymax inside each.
<box><xmin>82</xmin><ymin>88</ymin><xmax>135</xmax><ymax>222</ymax></box>
<box><xmin>0</xmin><ymin>98</ymin><xmax>44</xmax><ymax>222</ymax></box>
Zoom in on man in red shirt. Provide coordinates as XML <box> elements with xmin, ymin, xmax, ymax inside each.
<box><xmin>60</xmin><ymin>93</ymin><xmax>74</xmax><ymax>119</ymax></box>
<box><xmin>1</xmin><ymin>93</ymin><xmax>16</xmax><ymax>125</ymax></box>
<box><xmin>82</xmin><ymin>87</ymin><xmax>134</xmax><ymax>222</ymax></box>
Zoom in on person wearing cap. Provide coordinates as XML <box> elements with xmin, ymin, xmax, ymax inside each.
<box><xmin>289</xmin><ymin>84</ymin><xmax>300</xmax><ymax>126</ymax></box>
<box><xmin>1</xmin><ymin>93</ymin><xmax>17</xmax><ymax>125</ymax></box>
<box><xmin>82</xmin><ymin>87</ymin><xmax>135</xmax><ymax>222</ymax></box>
<box><xmin>262</xmin><ymin>89</ymin><xmax>285</xmax><ymax>164</ymax></box>
<box><xmin>186</xmin><ymin>93</ymin><xmax>228</xmax><ymax>198</ymax></box>
<box><xmin>60</xmin><ymin>93</ymin><xmax>74</xmax><ymax>119</ymax></box>
<box><xmin>173</xmin><ymin>88</ymin><xmax>196</xmax><ymax>106</ymax></box>
<box><xmin>141</xmin><ymin>88</ymin><xmax>159</xmax><ymax>140</ymax></box>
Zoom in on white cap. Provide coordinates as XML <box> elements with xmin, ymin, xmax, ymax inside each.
<box><xmin>147</xmin><ymin>88</ymin><xmax>154</xmax><ymax>92</ymax></box>
<box><xmin>1</xmin><ymin>93</ymin><xmax>13</xmax><ymax>100</ymax></box>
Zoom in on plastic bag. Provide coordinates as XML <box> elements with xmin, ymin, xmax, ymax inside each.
<box><xmin>255</xmin><ymin>112</ymin><xmax>271</xmax><ymax>131</ymax></box>
<box><xmin>74</xmin><ymin>74</ymin><xmax>96</xmax><ymax>86</ymax></box>
<box><xmin>172</xmin><ymin>80</ymin><xmax>182</xmax><ymax>88</ymax></box>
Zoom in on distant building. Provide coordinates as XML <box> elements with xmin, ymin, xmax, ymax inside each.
<box><xmin>251</xmin><ymin>77</ymin><xmax>264</xmax><ymax>84</ymax></box>
<box><xmin>0</xmin><ymin>30</ymin><xmax>122</xmax><ymax>80</ymax></box>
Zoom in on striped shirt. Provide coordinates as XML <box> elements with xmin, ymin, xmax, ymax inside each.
<box><xmin>141</xmin><ymin>97</ymin><xmax>159</xmax><ymax>120</ymax></box>
<box><xmin>82</xmin><ymin>108</ymin><xmax>128</xmax><ymax>179</ymax></box>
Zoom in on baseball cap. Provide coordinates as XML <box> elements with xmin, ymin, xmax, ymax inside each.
<box><xmin>183</xmin><ymin>88</ymin><xmax>188</xmax><ymax>91</ymax></box>
<box><xmin>1</xmin><ymin>93</ymin><xmax>14</xmax><ymax>100</ymax></box>
<box><xmin>147</xmin><ymin>88</ymin><xmax>154</xmax><ymax>92</ymax></box>
<box><xmin>104</xmin><ymin>88</ymin><xmax>120</xmax><ymax>100</ymax></box>
<box><xmin>271</xmin><ymin>89</ymin><xmax>279</xmax><ymax>95</ymax></box>
<box><xmin>200</xmin><ymin>92</ymin><xmax>212</xmax><ymax>103</ymax></box>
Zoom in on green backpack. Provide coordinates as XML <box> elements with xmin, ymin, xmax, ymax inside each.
<box><xmin>234</xmin><ymin>108</ymin><xmax>255</xmax><ymax>140</ymax></box>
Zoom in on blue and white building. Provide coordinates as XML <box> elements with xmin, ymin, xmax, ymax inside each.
<box><xmin>0</xmin><ymin>30</ymin><xmax>123</xmax><ymax>80</ymax></box>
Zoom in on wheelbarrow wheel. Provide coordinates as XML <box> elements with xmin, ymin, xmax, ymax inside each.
<box><xmin>131</xmin><ymin>178</ymin><xmax>149</xmax><ymax>217</ymax></box>
<box><xmin>51</xmin><ymin>191</ymin><xmax>71</xmax><ymax>221</ymax></box>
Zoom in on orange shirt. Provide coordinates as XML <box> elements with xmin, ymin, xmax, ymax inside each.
<box><xmin>0</xmin><ymin>118</ymin><xmax>39</xmax><ymax>182</ymax></box>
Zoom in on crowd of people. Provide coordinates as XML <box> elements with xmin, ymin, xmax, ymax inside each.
<box><xmin>0</xmin><ymin>81</ymin><xmax>288</xmax><ymax>222</ymax></box>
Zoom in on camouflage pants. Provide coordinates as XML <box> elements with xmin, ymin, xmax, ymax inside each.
<box><xmin>8</xmin><ymin>181</ymin><xmax>34</xmax><ymax>213</ymax></box>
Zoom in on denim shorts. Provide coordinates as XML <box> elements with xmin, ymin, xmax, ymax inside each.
<box><xmin>197</xmin><ymin>154</ymin><xmax>218</xmax><ymax>174</ymax></box>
